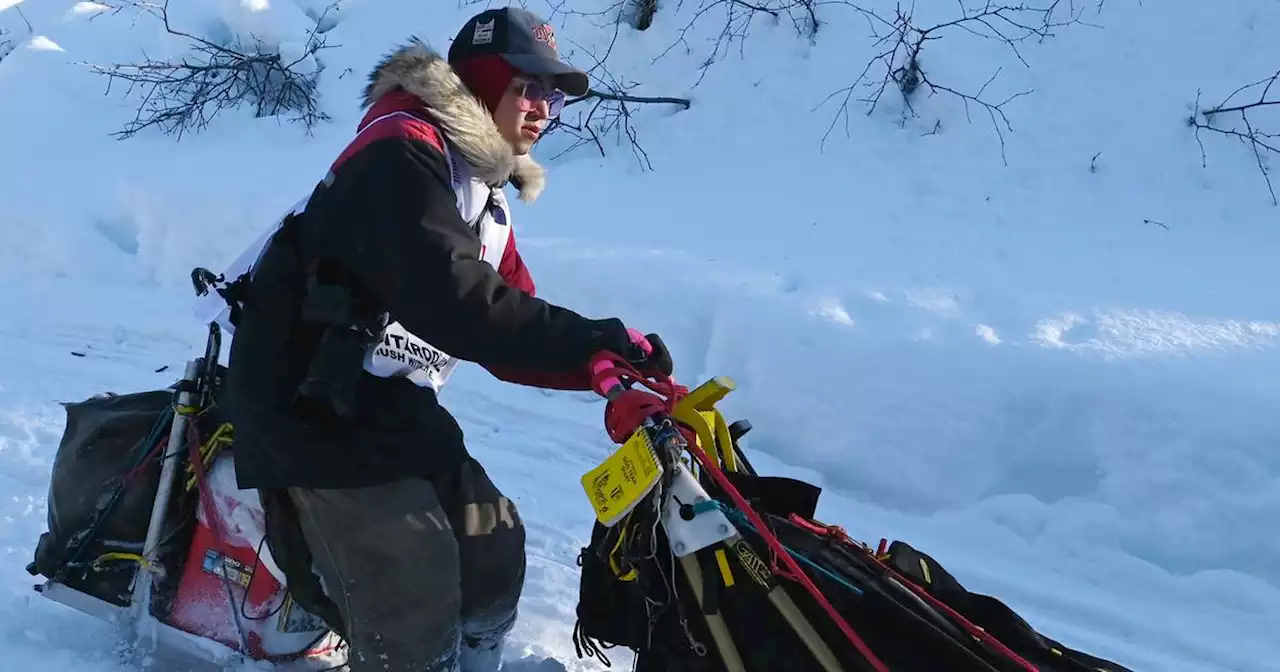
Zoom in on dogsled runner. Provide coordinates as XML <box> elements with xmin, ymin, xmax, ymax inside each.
<box><xmin>568</xmin><ymin>354</ymin><xmax>1137</xmax><ymax>672</ymax></box>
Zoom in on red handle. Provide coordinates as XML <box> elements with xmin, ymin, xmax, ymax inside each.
<box><xmin>592</xmin><ymin>331</ymin><xmax>653</xmax><ymax>399</ymax></box>
<box><xmin>589</xmin><ymin>348</ymin><xmax>689</xmax><ymax>442</ymax></box>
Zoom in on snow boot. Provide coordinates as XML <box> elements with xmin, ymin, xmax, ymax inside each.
<box><xmin>458</xmin><ymin>609</ymin><xmax>516</xmax><ymax>672</ymax></box>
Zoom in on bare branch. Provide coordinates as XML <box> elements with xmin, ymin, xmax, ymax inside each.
<box><xmin>1191</xmin><ymin>69</ymin><xmax>1280</xmax><ymax>205</ymax></box>
<box><xmin>80</xmin><ymin>0</ymin><xmax>336</xmax><ymax>141</ymax></box>
<box><xmin>815</xmin><ymin>0</ymin><xmax>1092</xmax><ymax>163</ymax></box>
<box><xmin>14</xmin><ymin>4</ymin><xmax>33</xmax><ymax>32</ymax></box>
<box><xmin>648</xmin><ymin>0</ymin><xmax>820</xmax><ymax>87</ymax></box>
<box><xmin>547</xmin><ymin>0</ymin><xmax>818</xmax><ymax>87</ymax></box>
<box><xmin>569</xmin><ymin>90</ymin><xmax>694</xmax><ymax>108</ymax></box>
<box><xmin>539</xmin><ymin>39</ymin><xmax>691</xmax><ymax>170</ymax></box>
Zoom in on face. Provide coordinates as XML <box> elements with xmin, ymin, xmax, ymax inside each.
<box><xmin>492</xmin><ymin>75</ymin><xmax>565</xmax><ymax>155</ymax></box>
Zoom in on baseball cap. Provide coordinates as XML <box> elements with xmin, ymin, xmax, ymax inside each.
<box><xmin>448</xmin><ymin>7</ymin><xmax>590</xmax><ymax>97</ymax></box>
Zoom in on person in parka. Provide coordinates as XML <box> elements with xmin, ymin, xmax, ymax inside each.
<box><xmin>223</xmin><ymin>7</ymin><xmax>674</xmax><ymax>672</ymax></box>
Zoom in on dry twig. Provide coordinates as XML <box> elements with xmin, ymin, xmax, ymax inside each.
<box><xmin>1190</xmin><ymin>70</ymin><xmax>1280</xmax><ymax>205</ymax></box>
<box><xmin>540</xmin><ymin>37</ymin><xmax>692</xmax><ymax>169</ymax></box>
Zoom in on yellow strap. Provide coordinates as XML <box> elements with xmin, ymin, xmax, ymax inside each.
<box><xmin>607</xmin><ymin>517</ymin><xmax>638</xmax><ymax>582</ymax></box>
<box><xmin>919</xmin><ymin>558</ymin><xmax>933</xmax><ymax>584</ymax></box>
<box><xmin>92</xmin><ymin>552</ymin><xmax>150</xmax><ymax>570</ymax></box>
<box><xmin>184</xmin><ymin>423</ymin><xmax>234</xmax><ymax>491</ymax></box>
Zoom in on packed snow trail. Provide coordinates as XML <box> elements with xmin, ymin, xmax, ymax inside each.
<box><xmin>2</xmin><ymin>0</ymin><xmax>1280</xmax><ymax>670</ymax></box>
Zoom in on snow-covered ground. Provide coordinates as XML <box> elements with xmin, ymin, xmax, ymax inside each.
<box><xmin>2</xmin><ymin>0</ymin><xmax>1278</xmax><ymax>670</ymax></box>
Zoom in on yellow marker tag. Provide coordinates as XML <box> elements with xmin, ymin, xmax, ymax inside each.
<box><xmin>581</xmin><ymin>428</ymin><xmax>664</xmax><ymax>527</ymax></box>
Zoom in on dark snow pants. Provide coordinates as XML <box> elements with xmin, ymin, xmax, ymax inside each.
<box><xmin>264</xmin><ymin>456</ymin><xmax>526</xmax><ymax>672</ymax></box>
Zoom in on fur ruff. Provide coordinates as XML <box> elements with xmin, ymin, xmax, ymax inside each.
<box><xmin>362</xmin><ymin>40</ymin><xmax>546</xmax><ymax>202</ymax></box>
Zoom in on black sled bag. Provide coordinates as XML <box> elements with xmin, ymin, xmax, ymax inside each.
<box><xmin>571</xmin><ymin>471</ymin><xmax>1136</xmax><ymax>672</ymax></box>
<box><xmin>28</xmin><ymin>389</ymin><xmax>201</xmax><ymax>607</ymax></box>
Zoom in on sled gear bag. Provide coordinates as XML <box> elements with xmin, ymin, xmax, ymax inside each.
<box><xmin>572</xmin><ymin>468</ymin><xmax>1138</xmax><ymax>672</ymax></box>
<box><xmin>28</xmin><ymin>389</ymin><xmax>200</xmax><ymax>607</ymax></box>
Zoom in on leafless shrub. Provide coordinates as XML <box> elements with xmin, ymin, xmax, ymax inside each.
<box><xmin>815</xmin><ymin>0</ymin><xmax>1095</xmax><ymax>163</ymax></box>
<box><xmin>549</xmin><ymin>0</ymin><xmax>818</xmax><ymax>87</ymax></box>
<box><xmin>83</xmin><ymin>0</ymin><xmax>338</xmax><ymax>141</ymax></box>
<box><xmin>651</xmin><ymin>0</ymin><xmax>819</xmax><ymax>86</ymax></box>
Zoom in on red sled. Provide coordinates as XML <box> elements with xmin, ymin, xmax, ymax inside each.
<box><xmin>166</xmin><ymin>452</ymin><xmax>340</xmax><ymax>664</ymax></box>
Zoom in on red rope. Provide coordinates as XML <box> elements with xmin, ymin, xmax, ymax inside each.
<box><xmin>587</xmin><ymin>353</ymin><xmax>890</xmax><ymax>672</ymax></box>
<box><xmin>187</xmin><ymin>422</ymin><xmax>227</xmax><ymax>543</ymax></box>
<box><xmin>124</xmin><ymin>434</ymin><xmax>168</xmax><ymax>485</ymax></box>
<box><xmin>680</xmin><ymin>428</ymin><xmax>890</xmax><ymax>672</ymax></box>
<box><xmin>793</xmin><ymin>516</ymin><xmax>1040</xmax><ymax>672</ymax></box>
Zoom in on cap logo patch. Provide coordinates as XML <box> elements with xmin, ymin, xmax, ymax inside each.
<box><xmin>472</xmin><ymin>18</ymin><xmax>495</xmax><ymax>45</ymax></box>
<box><xmin>532</xmin><ymin>23</ymin><xmax>557</xmax><ymax>51</ymax></box>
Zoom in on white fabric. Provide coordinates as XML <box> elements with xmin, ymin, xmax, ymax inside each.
<box><xmin>191</xmin><ymin>195</ymin><xmax>310</xmax><ymax>336</ymax></box>
<box><xmin>198</xmin><ymin>455</ymin><xmax>288</xmax><ymax>584</ymax></box>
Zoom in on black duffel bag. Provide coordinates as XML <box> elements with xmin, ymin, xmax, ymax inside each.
<box><xmin>571</xmin><ymin>470</ymin><xmax>1136</xmax><ymax>672</ymax></box>
<box><xmin>28</xmin><ymin>387</ymin><xmax>210</xmax><ymax>608</ymax></box>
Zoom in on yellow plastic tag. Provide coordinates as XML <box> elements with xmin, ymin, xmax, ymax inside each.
<box><xmin>581</xmin><ymin>428</ymin><xmax>664</xmax><ymax>527</ymax></box>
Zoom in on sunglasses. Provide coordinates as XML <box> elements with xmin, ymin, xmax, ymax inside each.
<box><xmin>513</xmin><ymin>78</ymin><xmax>567</xmax><ymax>118</ymax></box>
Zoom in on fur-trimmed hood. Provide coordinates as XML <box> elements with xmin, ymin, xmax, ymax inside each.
<box><xmin>362</xmin><ymin>40</ymin><xmax>545</xmax><ymax>202</ymax></box>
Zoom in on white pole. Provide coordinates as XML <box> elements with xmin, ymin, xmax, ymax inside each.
<box><xmin>129</xmin><ymin>357</ymin><xmax>200</xmax><ymax>648</ymax></box>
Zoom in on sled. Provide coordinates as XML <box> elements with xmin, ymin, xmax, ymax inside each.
<box><xmin>569</xmin><ymin>354</ymin><xmax>1138</xmax><ymax>672</ymax></box>
<box><xmin>26</xmin><ymin>319</ymin><xmax>349</xmax><ymax>671</ymax></box>
<box><xmin>23</xmin><ymin>278</ymin><xmax>1138</xmax><ymax>672</ymax></box>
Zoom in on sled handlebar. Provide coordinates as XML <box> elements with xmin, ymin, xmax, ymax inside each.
<box><xmin>589</xmin><ymin>331</ymin><xmax>655</xmax><ymax>400</ymax></box>
<box><xmin>589</xmin><ymin>334</ymin><xmax>687</xmax><ymax>443</ymax></box>
<box><xmin>590</xmin><ymin>353</ymin><xmax>627</xmax><ymax>400</ymax></box>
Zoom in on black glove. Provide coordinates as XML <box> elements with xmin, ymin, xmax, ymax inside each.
<box><xmin>628</xmin><ymin>332</ymin><xmax>673</xmax><ymax>378</ymax></box>
<box><xmin>583</xmin><ymin>319</ymin><xmax>674</xmax><ymax>377</ymax></box>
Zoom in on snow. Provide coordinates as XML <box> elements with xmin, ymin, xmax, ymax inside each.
<box><xmin>1</xmin><ymin>0</ymin><xmax>1278</xmax><ymax>670</ymax></box>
